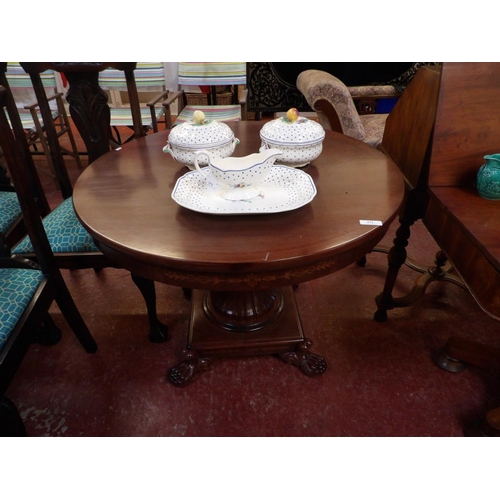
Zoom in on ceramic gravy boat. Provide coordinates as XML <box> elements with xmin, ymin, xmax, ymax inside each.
<box><xmin>193</xmin><ymin>148</ymin><xmax>282</xmax><ymax>200</ymax></box>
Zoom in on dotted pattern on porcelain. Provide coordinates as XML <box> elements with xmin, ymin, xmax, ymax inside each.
<box><xmin>211</xmin><ymin>162</ymin><xmax>271</xmax><ymax>189</ymax></box>
<box><xmin>172</xmin><ymin>165</ymin><xmax>317</xmax><ymax>214</ymax></box>
<box><xmin>165</xmin><ymin>119</ymin><xmax>239</xmax><ymax>169</ymax></box>
<box><xmin>168</xmin><ymin>120</ymin><xmax>235</xmax><ymax>148</ymax></box>
<box><xmin>260</xmin><ymin>117</ymin><xmax>325</xmax><ymax>167</ymax></box>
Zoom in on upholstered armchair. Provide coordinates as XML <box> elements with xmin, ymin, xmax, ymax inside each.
<box><xmin>296</xmin><ymin>69</ymin><xmax>395</xmax><ymax>148</ymax></box>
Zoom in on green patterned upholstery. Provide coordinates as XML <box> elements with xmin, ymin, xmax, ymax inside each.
<box><xmin>12</xmin><ymin>197</ymin><xmax>99</xmax><ymax>254</ymax></box>
<box><xmin>0</xmin><ymin>191</ymin><xmax>21</xmax><ymax>234</ymax></box>
<box><xmin>0</xmin><ymin>267</ymin><xmax>44</xmax><ymax>349</ymax></box>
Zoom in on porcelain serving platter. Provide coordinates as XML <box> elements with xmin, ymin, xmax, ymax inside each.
<box><xmin>172</xmin><ymin>165</ymin><xmax>317</xmax><ymax>215</ymax></box>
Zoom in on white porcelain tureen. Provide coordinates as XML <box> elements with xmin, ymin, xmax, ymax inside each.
<box><xmin>259</xmin><ymin>108</ymin><xmax>325</xmax><ymax>168</ymax></box>
<box><xmin>163</xmin><ymin>110</ymin><xmax>240</xmax><ymax>169</ymax></box>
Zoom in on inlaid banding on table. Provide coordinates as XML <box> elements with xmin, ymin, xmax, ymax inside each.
<box><xmin>162</xmin><ymin>259</ymin><xmax>338</xmax><ymax>287</ymax></box>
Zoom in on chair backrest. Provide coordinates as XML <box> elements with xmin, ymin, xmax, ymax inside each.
<box><xmin>0</xmin><ymin>64</ymin><xmax>51</xmax><ymax>215</ymax></box>
<box><xmin>379</xmin><ymin>65</ymin><xmax>442</xmax><ymax>190</ymax></box>
<box><xmin>99</xmin><ymin>62</ymin><xmax>166</xmax><ymax>106</ymax></box>
<box><xmin>5</xmin><ymin>62</ymin><xmax>59</xmax><ymax>110</ymax></box>
<box><xmin>178</xmin><ymin>62</ymin><xmax>246</xmax><ymax>87</ymax></box>
<box><xmin>0</xmin><ymin>86</ymin><xmax>57</xmax><ymax>274</ymax></box>
<box><xmin>100</xmin><ymin>62</ymin><xmax>166</xmax><ymax>90</ymax></box>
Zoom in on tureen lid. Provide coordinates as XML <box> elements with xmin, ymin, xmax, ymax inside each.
<box><xmin>168</xmin><ymin>118</ymin><xmax>235</xmax><ymax>149</ymax></box>
<box><xmin>260</xmin><ymin>115</ymin><xmax>325</xmax><ymax>146</ymax></box>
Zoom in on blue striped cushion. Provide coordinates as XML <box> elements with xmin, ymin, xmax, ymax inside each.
<box><xmin>12</xmin><ymin>197</ymin><xmax>99</xmax><ymax>254</ymax></box>
<box><xmin>110</xmin><ymin>106</ymin><xmax>165</xmax><ymax>128</ymax></box>
<box><xmin>0</xmin><ymin>267</ymin><xmax>44</xmax><ymax>350</ymax></box>
<box><xmin>6</xmin><ymin>63</ymin><xmax>57</xmax><ymax>90</ymax></box>
<box><xmin>178</xmin><ymin>63</ymin><xmax>246</xmax><ymax>86</ymax></box>
<box><xmin>175</xmin><ymin>105</ymin><xmax>242</xmax><ymax>126</ymax></box>
<box><xmin>99</xmin><ymin>63</ymin><xmax>166</xmax><ymax>91</ymax></box>
<box><xmin>9</xmin><ymin>110</ymin><xmax>60</xmax><ymax>133</ymax></box>
<box><xmin>0</xmin><ymin>191</ymin><xmax>22</xmax><ymax>234</ymax></box>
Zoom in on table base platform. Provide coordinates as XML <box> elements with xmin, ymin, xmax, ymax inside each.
<box><xmin>168</xmin><ymin>287</ymin><xmax>327</xmax><ymax>386</ymax></box>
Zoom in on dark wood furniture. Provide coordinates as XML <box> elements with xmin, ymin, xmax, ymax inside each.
<box><xmin>20</xmin><ymin>62</ymin><xmax>147</xmax><ymax>166</ymax></box>
<box><xmin>373</xmin><ymin>62</ymin><xmax>500</xmax><ymax>436</ymax></box>
<box><xmin>16</xmin><ymin>63</ymin><xmax>168</xmax><ymax>344</ymax></box>
<box><xmin>72</xmin><ymin>121</ymin><xmax>404</xmax><ymax>386</ymax></box>
<box><xmin>0</xmin><ymin>86</ymin><xmax>96</xmax><ymax>435</ymax></box>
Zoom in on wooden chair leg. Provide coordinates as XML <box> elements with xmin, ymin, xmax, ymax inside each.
<box><xmin>131</xmin><ymin>274</ymin><xmax>169</xmax><ymax>343</ymax></box>
<box><xmin>374</xmin><ymin>218</ymin><xmax>413</xmax><ymax>322</ymax></box>
<box><xmin>53</xmin><ymin>273</ymin><xmax>97</xmax><ymax>353</ymax></box>
<box><xmin>32</xmin><ymin>312</ymin><xmax>62</xmax><ymax>346</ymax></box>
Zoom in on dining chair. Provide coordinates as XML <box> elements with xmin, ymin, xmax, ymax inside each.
<box><xmin>163</xmin><ymin>62</ymin><xmax>248</xmax><ymax>128</ymax></box>
<box><xmin>98</xmin><ymin>62</ymin><xmax>169</xmax><ymax>145</ymax></box>
<box><xmin>14</xmin><ymin>63</ymin><xmax>169</xmax><ymax>344</ymax></box>
<box><xmin>0</xmin><ymin>66</ymin><xmax>52</xmax><ymax>257</ymax></box>
<box><xmin>373</xmin><ymin>62</ymin><xmax>500</xmax><ymax>436</ymax></box>
<box><xmin>0</xmin><ymin>85</ymin><xmax>97</xmax><ymax>436</ymax></box>
<box><xmin>2</xmin><ymin>62</ymin><xmax>83</xmax><ymax>190</ymax></box>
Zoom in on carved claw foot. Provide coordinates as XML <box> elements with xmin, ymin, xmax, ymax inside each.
<box><xmin>279</xmin><ymin>338</ymin><xmax>327</xmax><ymax>376</ymax></box>
<box><xmin>433</xmin><ymin>348</ymin><xmax>467</xmax><ymax>373</ymax></box>
<box><xmin>168</xmin><ymin>350</ymin><xmax>212</xmax><ymax>387</ymax></box>
<box><xmin>149</xmin><ymin>321</ymin><xmax>169</xmax><ymax>343</ymax></box>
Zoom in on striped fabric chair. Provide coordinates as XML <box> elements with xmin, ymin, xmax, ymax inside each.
<box><xmin>99</xmin><ymin>62</ymin><xmax>169</xmax><ymax>144</ymax></box>
<box><xmin>4</xmin><ymin>63</ymin><xmax>82</xmax><ymax>176</ymax></box>
<box><xmin>164</xmin><ymin>62</ymin><xmax>247</xmax><ymax>127</ymax></box>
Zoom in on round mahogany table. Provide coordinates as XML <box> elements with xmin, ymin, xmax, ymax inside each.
<box><xmin>73</xmin><ymin>121</ymin><xmax>404</xmax><ymax>386</ymax></box>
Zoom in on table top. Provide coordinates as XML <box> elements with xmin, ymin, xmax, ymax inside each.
<box><xmin>73</xmin><ymin>121</ymin><xmax>404</xmax><ymax>290</ymax></box>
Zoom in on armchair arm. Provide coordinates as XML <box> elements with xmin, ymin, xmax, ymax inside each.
<box><xmin>162</xmin><ymin>90</ymin><xmax>185</xmax><ymax>129</ymax></box>
<box><xmin>296</xmin><ymin>70</ymin><xmax>365</xmax><ymax>141</ymax></box>
<box><xmin>23</xmin><ymin>93</ymin><xmax>63</xmax><ymax>111</ymax></box>
<box><xmin>146</xmin><ymin>90</ymin><xmax>170</xmax><ymax>132</ymax></box>
<box><xmin>146</xmin><ymin>90</ymin><xmax>170</xmax><ymax>108</ymax></box>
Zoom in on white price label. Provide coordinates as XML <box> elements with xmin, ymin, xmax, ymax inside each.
<box><xmin>360</xmin><ymin>220</ymin><xmax>383</xmax><ymax>226</ymax></box>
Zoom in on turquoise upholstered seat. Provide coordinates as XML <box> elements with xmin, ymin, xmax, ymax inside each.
<box><xmin>0</xmin><ymin>267</ymin><xmax>44</xmax><ymax>350</ymax></box>
<box><xmin>0</xmin><ymin>191</ymin><xmax>21</xmax><ymax>234</ymax></box>
<box><xmin>12</xmin><ymin>197</ymin><xmax>99</xmax><ymax>254</ymax></box>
